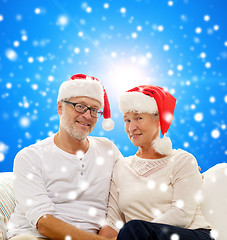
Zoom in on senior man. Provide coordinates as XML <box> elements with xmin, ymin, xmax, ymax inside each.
<box><xmin>7</xmin><ymin>74</ymin><xmax>121</xmax><ymax>240</ymax></box>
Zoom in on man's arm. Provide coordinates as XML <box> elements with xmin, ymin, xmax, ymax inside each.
<box><xmin>99</xmin><ymin>225</ymin><xmax>118</xmax><ymax>238</ymax></box>
<box><xmin>37</xmin><ymin>214</ymin><xmax>117</xmax><ymax>240</ymax></box>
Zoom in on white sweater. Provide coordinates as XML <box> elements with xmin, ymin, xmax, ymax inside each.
<box><xmin>7</xmin><ymin>135</ymin><xmax>122</xmax><ymax>238</ymax></box>
<box><xmin>106</xmin><ymin>149</ymin><xmax>211</xmax><ymax>232</ymax></box>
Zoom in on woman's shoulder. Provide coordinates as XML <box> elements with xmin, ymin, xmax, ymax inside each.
<box><xmin>169</xmin><ymin>149</ymin><xmax>198</xmax><ymax>167</ymax></box>
<box><xmin>171</xmin><ymin>148</ymin><xmax>196</xmax><ymax>160</ymax></box>
<box><xmin>168</xmin><ymin>149</ymin><xmax>199</xmax><ymax>178</ymax></box>
<box><xmin>114</xmin><ymin>155</ymin><xmax>134</xmax><ymax>171</ymax></box>
<box><xmin>115</xmin><ymin>155</ymin><xmax>133</xmax><ymax>165</ymax></box>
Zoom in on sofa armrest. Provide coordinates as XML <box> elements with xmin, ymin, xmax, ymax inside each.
<box><xmin>201</xmin><ymin>163</ymin><xmax>227</xmax><ymax>240</ymax></box>
<box><xmin>0</xmin><ymin>172</ymin><xmax>16</xmax><ymax>240</ymax></box>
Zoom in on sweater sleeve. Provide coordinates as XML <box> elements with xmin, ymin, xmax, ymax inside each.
<box><xmin>13</xmin><ymin>148</ymin><xmax>55</xmax><ymax>228</ymax></box>
<box><xmin>105</xmin><ymin>162</ymin><xmax>126</xmax><ymax>232</ymax></box>
<box><xmin>152</xmin><ymin>151</ymin><xmax>202</xmax><ymax>228</ymax></box>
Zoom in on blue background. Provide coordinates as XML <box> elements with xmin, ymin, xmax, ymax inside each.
<box><xmin>0</xmin><ymin>0</ymin><xmax>226</xmax><ymax>173</ymax></box>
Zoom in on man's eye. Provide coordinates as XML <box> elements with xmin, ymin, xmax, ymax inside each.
<box><xmin>76</xmin><ymin>104</ymin><xmax>85</xmax><ymax>109</ymax></box>
<box><xmin>91</xmin><ymin>109</ymin><xmax>98</xmax><ymax>113</ymax></box>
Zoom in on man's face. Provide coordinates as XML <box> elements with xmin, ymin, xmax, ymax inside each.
<box><xmin>59</xmin><ymin>96</ymin><xmax>101</xmax><ymax>140</ymax></box>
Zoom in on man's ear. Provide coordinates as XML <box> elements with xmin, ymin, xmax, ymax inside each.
<box><xmin>57</xmin><ymin>101</ymin><xmax>63</xmax><ymax>116</ymax></box>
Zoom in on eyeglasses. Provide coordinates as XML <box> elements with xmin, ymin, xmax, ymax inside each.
<box><xmin>62</xmin><ymin>100</ymin><xmax>103</xmax><ymax>118</ymax></box>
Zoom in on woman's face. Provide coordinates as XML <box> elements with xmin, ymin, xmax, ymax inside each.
<box><xmin>123</xmin><ymin>112</ymin><xmax>160</xmax><ymax>148</ymax></box>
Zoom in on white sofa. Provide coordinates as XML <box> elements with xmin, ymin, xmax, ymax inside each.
<box><xmin>0</xmin><ymin>173</ymin><xmax>15</xmax><ymax>240</ymax></box>
<box><xmin>1</xmin><ymin>163</ymin><xmax>227</xmax><ymax>240</ymax></box>
<box><xmin>200</xmin><ymin>163</ymin><xmax>227</xmax><ymax>240</ymax></box>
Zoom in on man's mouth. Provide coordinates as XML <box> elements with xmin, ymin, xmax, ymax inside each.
<box><xmin>76</xmin><ymin>121</ymin><xmax>90</xmax><ymax>127</ymax></box>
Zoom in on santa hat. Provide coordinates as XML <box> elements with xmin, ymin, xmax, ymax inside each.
<box><xmin>57</xmin><ymin>74</ymin><xmax>114</xmax><ymax>131</ymax></box>
<box><xmin>119</xmin><ymin>85</ymin><xmax>176</xmax><ymax>155</ymax></box>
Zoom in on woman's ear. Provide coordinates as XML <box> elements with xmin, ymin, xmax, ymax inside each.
<box><xmin>155</xmin><ymin>115</ymin><xmax>160</xmax><ymax>128</ymax></box>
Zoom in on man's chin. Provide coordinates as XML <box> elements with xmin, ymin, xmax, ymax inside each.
<box><xmin>70</xmin><ymin>130</ymin><xmax>90</xmax><ymax>141</ymax></box>
<box><xmin>62</xmin><ymin>123</ymin><xmax>92</xmax><ymax>140</ymax></box>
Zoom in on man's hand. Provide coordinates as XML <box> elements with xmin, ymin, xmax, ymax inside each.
<box><xmin>198</xmin><ymin>166</ymin><xmax>204</xmax><ymax>180</ymax></box>
<box><xmin>37</xmin><ymin>214</ymin><xmax>113</xmax><ymax>240</ymax></box>
<box><xmin>99</xmin><ymin>225</ymin><xmax>118</xmax><ymax>239</ymax></box>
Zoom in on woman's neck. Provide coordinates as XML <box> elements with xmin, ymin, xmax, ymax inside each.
<box><xmin>136</xmin><ymin>146</ymin><xmax>166</xmax><ymax>159</ymax></box>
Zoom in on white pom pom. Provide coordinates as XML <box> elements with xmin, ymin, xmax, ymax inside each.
<box><xmin>102</xmin><ymin>118</ymin><xmax>114</xmax><ymax>131</ymax></box>
<box><xmin>152</xmin><ymin>136</ymin><xmax>172</xmax><ymax>155</ymax></box>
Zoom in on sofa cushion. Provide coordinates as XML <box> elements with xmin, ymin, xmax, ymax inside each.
<box><xmin>201</xmin><ymin>163</ymin><xmax>227</xmax><ymax>240</ymax></box>
<box><xmin>0</xmin><ymin>172</ymin><xmax>15</xmax><ymax>240</ymax></box>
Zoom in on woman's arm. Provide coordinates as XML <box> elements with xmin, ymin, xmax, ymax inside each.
<box><xmin>152</xmin><ymin>152</ymin><xmax>202</xmax><ymax>227</ymax></box>
<box><xmin>103</xmin><ymin>160</ymin><xmax>126</xmax><ymax>234</ymax></box>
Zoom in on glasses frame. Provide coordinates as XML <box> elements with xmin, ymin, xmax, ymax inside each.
<box><xmin>62</xmin><ymin>100</ymin><xmax>103</xmax><ymax>118</ymax></box>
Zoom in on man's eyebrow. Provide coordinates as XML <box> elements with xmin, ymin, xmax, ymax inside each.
<box><xmin>77</xmin><ymin>101</ymin><xmax>101</xmax><ymax>109</ymax></box>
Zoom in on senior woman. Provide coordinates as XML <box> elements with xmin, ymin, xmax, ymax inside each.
<box><xmin>99</xmin><ymin>85</ymin><xmax>213</xmax><ymax>240</ymax></box>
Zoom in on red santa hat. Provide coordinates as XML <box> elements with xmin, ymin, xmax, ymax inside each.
<box><xmin>57</xmin><ymin>74</ymin><xmax>114</xmax><ymax>131</ymax></box>
<box><xmin>119</xmin><ymin>85</ymin><xmax>176</xmax><ymax>155</ymax></box>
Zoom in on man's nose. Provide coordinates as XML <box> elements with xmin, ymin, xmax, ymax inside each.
<box><xmin>82</xmin><ymin>108</ymin><xmax>92</xmax><ymax>118</ymax></box>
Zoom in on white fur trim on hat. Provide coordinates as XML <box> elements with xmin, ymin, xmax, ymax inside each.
<box><xmin>57</xmin><ymin>78</ymin><xmax>104</xmax><ymax>107</ymax></box>
<box><xmin>152</xmin><ymin>135</ymin><xmax>172</xmax><ymax>155</ymax></box>
<box><xmin>119</xmin><ymin>92</ymin><xmax>158</xmax><ymax>114</ymax></box>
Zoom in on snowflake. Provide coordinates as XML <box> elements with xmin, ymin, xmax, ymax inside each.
<box><xmin>170</xmin><ymin>233</ymin><xmax>180</xmax><ymax>240</ymax></box>
<box><xmin>76</xmin><ymin>150</ymin><xmax>84</xmax><ymax>158</ymax></box>
<box><xmin>56</xmin><ymin>15</ymin><xmax>68</xmax><ymax>26</ymax></box>
<box><xmin>159</xmin><ymin>183</ymin><xmax>168</xmax><ymax>192</ymax></box>
<box><xmin>116</xmin><ymin>220</ymin><xmax>124</xmax><ymax>229</ymax></box>
<box><xmin>65</xmin><ymin>236</ymin><xmax>72</xmax><ymax>240</ymax></box>
<box><xmin>104</xmin><ymin>3</ymin><xmax>109</xmax><ymax>9</ymax></box>
<box><xmin>211</xmin><ymin>129</ymin><xmax>220</xmax><ymax>139</ymax></box>
<box><xmin>176</xmin><ymin>199</ymin><xmax>184</xmax><ymax>209</ymax></box>
<box><xmin>120</xmin><ymin>7</ymin><xmax>126</xmax><ymax>14</ymax></box>
<box><xmin>96</xmin><ymin>156</ymin><xmax>104</xmax><ymax>166</ymax></box>
<box><xmin>88</xmin><ymin>207</ymin><xmax>97</xmax><ymax>217</ymax></box>
<box><xmin>67</xmin><ymin>191</ymin><xmax>77</xmax><ymax>200</ymax></box>
<box><xmin>5</xmin><ymin>49</ymin><xmax>18</xmax><ymax>61</ymax></box>
<box><xmin>0</xmin><ymin>153</ymin><xmax>4</xmax><ymax>162</ymax></box>
<box><xmin>147</xmin><ymin>180</ymin><xmax>156</xmax><ymax>189</ymax></box>
<box><xmin>34</xmin><ymin>8</ymin><xmax>41</xmax><ymax>14</ymax></box>
<box><xmin>194</xmin><ymin>113</ymin><xmax>203</xmax><ymax>122</ymax></box>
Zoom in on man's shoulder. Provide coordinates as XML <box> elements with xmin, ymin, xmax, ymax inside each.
<box><xmin>17</xmin><ymin>135</ymin><xmax>54</xmax><ymax>156</ymax></box>
<box><xmin>89</xmin><ymin>136</ymin><xmax>122</xmax><ymax>156</ymax></box>
<box><xmin>89</xmin><ymin>136</ymin><xmax>113</xmax><ymax>145</ymax></box>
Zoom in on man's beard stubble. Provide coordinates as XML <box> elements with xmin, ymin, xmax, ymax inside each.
<box><xmin>60</xmin><ymin>110</ymin><xmax>91</xmax><ymax>141</ymax></box>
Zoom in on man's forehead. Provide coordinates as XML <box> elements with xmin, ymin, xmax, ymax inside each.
<box><xmin>69</xmin><ymin>96</ymin><xmax>101</xmax><ymax>108</ymax></box>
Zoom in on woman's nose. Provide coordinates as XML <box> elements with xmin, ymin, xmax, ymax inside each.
<box><xmin>128</xmin><ymin>122</ymin><xmax>137</xmax><ymax>132</ymax></box>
